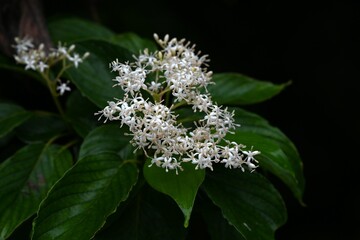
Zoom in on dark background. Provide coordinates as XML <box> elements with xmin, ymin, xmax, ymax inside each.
<box><xmin>6</xmin><ymin>0</ymin><xmax>360</xmax><ymax>239</ymax></box>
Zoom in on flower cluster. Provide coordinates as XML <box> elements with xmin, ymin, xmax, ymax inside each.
<box><xmin>96</xmin><ymin>34</ymin><xmax>260</xmax><ymax>174</ymax></box>
<box><xmin>12</xmin><ymin>37</ymin><xmax>89</xmax><ymax>95</ymax></box>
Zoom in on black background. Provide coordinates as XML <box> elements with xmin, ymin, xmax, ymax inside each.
<box><xmin>8</xmin><ymin>0</ymin><xmax>360</xmax><ymax>239</ymax></box>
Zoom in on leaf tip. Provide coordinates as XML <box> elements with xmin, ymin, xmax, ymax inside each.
<box><xmin>181</xmin><ymin>207</ymin><xmax>192</xmax><ymax>228</ymax></box>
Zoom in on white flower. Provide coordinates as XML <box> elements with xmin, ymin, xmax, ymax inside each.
<box><xmin>13</xmin><ymin>36</ymin><xmax>34</xmax><ymax>53</ymax></box>
<box><xmin>148</xmin><ymin>81</ymin><xmax>162</xmax><ymax>92</ymax></box>
<box><xmin>37</xmin><ymin>61</ymin><xmax>48</xmax><ymax>72</ymax></box>
<box><xmin>243</xmin><ymin>149</ymin><xmax>261</xmax><ymax>162</ymax></box>
<box><xmin>68</xmin><ymin>53</ymin><xmax>82</xmax><ymax>68</ymax></box>
<box><xmin>242</xmin><ymin>148</ymin><xmax>260</xmax><ymax>172</ymax></box>
<box><xmin>56</xmin><ymin>43</ymin><xmax>72</xmax><ymax>57</ymax></box>
<box><xmin>24</xmin><ymin>56</ymin><xmax>36</xmax><ymax>70</ymax></box>
<box><xmin>56</xmin><ymin>81</ymin><xmax>71</xmax><ymax>96</ymax></box>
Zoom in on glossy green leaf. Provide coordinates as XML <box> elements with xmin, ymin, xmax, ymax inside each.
<box><xmin>48</xmin><ymin>18</ymin><xmax>156</xmax><ymax>54</ymax></box>
<box><xmin>79</xmin><ymin>124</ymin><xmax>131</xmax><ymax>159</ymax></box>
<box><xmin>31</xmin><ymin>153</ymin><xmax>138</xmax><ymax>240</ymax></box>
<box><xmin>95</xmin><ymin>186</ymin><xmax>186</xmax><ymax>240</ymax></box>
<box><xmin>143</xmin><ymin>161</ymin><xmax>205</xmax><ymax>227</ymax></box>
<box><xmin>30</xmin><ymin>124</ymin><xmax>137</xmax><ymax>239</ymax></box>
<box><xmin>208</xmin><ymin>73</ymin><xmax>289</xmax><ymax>105</ymax></box>
<box><xmin>15</xmin><ymin>112</ymin><xmax>68</xmax><ymax>143</ymax></box>
<box><xmin>203</xmin><ymin>167</ymin><xmax>287</xmax><ymax>240</ymax></box>
<box><xmin>200</xmin><ymin>196</ymin><xmax>246</xmax><ymax>240</ymax></box>
<box><xmin>111</xmin><ymin>32</ymin><xmax>158</xmax><ymax>53</ymax></box>
<box><xmin>65</xmin><ymin>90</ymin><xmax>100</xmax><ymax>138</ymax></box>
<box><xmin>64</xmin><ymin>40</ymin><xmax>133</xmax><ymax>108</ymax></box>
<box><xmin>0</xmin><ymin>143</ymin><xmax>72</xmax><ymax>239</ymax></box>
<box><xmin>227</xmin><ymin>108</ymin><xmax>305</xmax><ymax>201</ymax></box>
<box><xmin>48</xmin><ymin>18</ymin><xmax>115</xmax><ymax>43</ymax></box>
<box><xmin>0</xmin><ymin>103</ymin><xmax>31</xmax><ymax>138</ymax></box>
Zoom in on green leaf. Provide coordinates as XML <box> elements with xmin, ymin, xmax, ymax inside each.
<box><xmin>228</xmin><ymin>108</ymin><xmax>305</xmax><ymax>201</ymax></box>
<box><xmin>29</xmin><ymin>124</ymin><xmax>138</xmax><ymax>239</ymax></box>
<box><xmin>175</xmin><ymin>107</ymin><xmax>204</xmax><ymax>128</ymax></box>
<box><xmin>95</xmin><ymin>186</ymin><xmax>186</xmax><ymax>240</ymax></box>
<box><xmin>208</xmin><ymin>73</ymin><xmax>289</xmax><ymax>105</ymax></box>
<box><xmin>0</xmin><ymin>103</ymin><xmax>31</xmax><ymax>138</ymax></box>
<box><xmin>31</xmin><ymin>153</ymin><xmax>138</xmax><ymax>240</ymax></box>
<box><xmin>143</xmin><ymin>161</ymin><xmax>205</xmax><ymax>227</ymax></box>
<box><xmin>203</xmin><ymin>167</ymin><xmax>287</xmax><ymax>240</ymax></box>
<box><xmin>64</xmin><ymin>40</ymin><xmax>133</xmax><ymax>108</ymax></box>
<box><xmin>48</xmin><ymin>18</ymin><xmax>157</xmax><ymax>54</ymax></box>
<box><xmin>200</xmin><ymin>196</ymin><xmax>246</xmax><ymax>240</ymax></box>
<box><xmin>111</xmin><ymin>32</ymin><xmax>158</xmax><ymax>54</ymax></box>
<box><xmin>79</xmin><ymin>124</ymin><xmax>131</xmax><ymax>159</ymax></box>
<box><xmin>0</xmin><ymin>143</ymin><xmax>72</xmax><ymax>239</ymax></box>
<box><xmin>48</xmin><ymin>18</ymin><xmax>115</xmax><ymax>43</ymax></box>
<box><xmin>65</xmin><ymin>90</ymin><xmax>100</xmax><ymax>138</ymax></box>
<box><xmin>15</xmin><ymin>112</ymin><xmax>68</xmax><ymax>143</ymax></box>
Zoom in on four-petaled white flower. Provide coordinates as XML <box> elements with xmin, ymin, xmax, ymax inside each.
<box><xmin>69</xmin><ymin>53</ymin><xmax>82</xmax><ymax>68</ymax></box>
<box><xmin>56</xmin><ymin>81</ymin><xmax>71</xmax><ymax>96</ymax></box>
<box><xmin>13</xmin><ymin>37</ymin><xmax>34</xmax><ymax>52</ymax></box>
<box><xmin>37</xmin><ymin>61</ymin><xmax>48</xmax><ymax>72</ymax></box>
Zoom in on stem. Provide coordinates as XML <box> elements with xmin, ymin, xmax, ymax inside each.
<box><xmin>40</xmin><ymin>72</ymin><xmax>65</xmax><ymax>117</ymax></box>
<box><xmin>39</xmin><ymin>58</ymin><xmax>74</xmax><ymax>118</ymax></box>
<box><xmin>155</xmin><ymin>70</ymin><xmax>159</xmax><ymax>82</ymax></box>
<box><xmin>55</xmin><ymin>58</ymin><xmax>72</xmax><ymax>80</ymax></box>
<box><xmin>158</xmin><ymin>87</ymin><xmax>171</xmax><ymax>97</ymax></box>
<box><xmin>150</xmin><ymin>87</ymin><xmax>171</xmax><ymax>103</ymax></box>
<box><xmin>152</xmin><ymin>92</ymin><xmax>162</xmax><ymax>103</ymax></box>
<box><xmin>170</xmin><ymin>100</ymin><xmax>187</xmax><ymax>110</ymax></box>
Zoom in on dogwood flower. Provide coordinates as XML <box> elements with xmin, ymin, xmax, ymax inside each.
<box><xmin>12</xmin><ymin>37</ymin><xmax>89</xmax><ymax>97</ymax></box>
<box><xmin>13</xmin><ymin>37</ymin><xmax>88</xmax><ymax>74</ymax></box>
<box><xmin>96</xmin><ymin>34</ymin><xmax>260</xmax><ymax>174</ymax></box>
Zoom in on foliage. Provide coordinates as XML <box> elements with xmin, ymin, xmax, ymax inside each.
<box><xmin>0</xmin><ymin>18</ymin><xmax>304</xmax><ymax>239</ymax></box>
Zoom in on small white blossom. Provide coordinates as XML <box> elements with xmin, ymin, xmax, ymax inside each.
<box><xmin>13</xmin><ymin>36</ymin><xmax>34</xmax><ymax>52</ymax></box>
<box><xmin>24</xmin><ymin>56</ymin><xmax>36</xmax><ymax>70</ymax></box>
<box><xmin>37</xmin><ymin>61</ymin><xmax>48</xmax><ymax>72</ymax></box>
<box><xmin>56</xmin><ymin>43</ymin><xmax>72</xmax><ymax>58</ymax></box>
<box><xmin>68</xmin><ymin>53</ymin><xmax>82</xmax><ymax>68</ymax></box>
<box><xmin>148</xmin><ymin>81</ymin><xmax>162</xmax><ymax>92</ymax></box>
<box><xmin>56</xmin><ymin>81</ymin><xmax>71</xmax><ymax>96</ymax></box>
